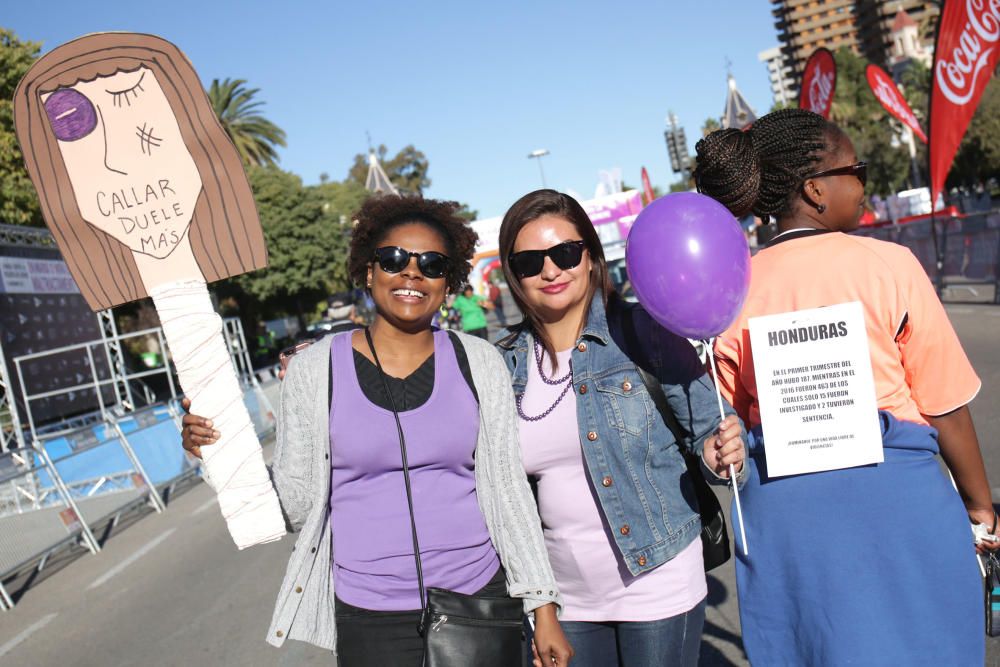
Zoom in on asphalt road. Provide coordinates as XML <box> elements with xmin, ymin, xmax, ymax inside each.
<box><xmin>1</xmin><ymin>305</ymin><xmax>998</xmax><ymax>666</ymax></box>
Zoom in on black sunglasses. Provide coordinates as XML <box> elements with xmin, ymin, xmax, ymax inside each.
<box><xmin>373</xmin><ymin>246</ymin><xmax>450</xmax><ymax>279</ymax></box>
<box><xmin>508</xmin><ymin>240</ymin><xmax>586</xmax><ymax>279</ymax></box>
<box><xmin>804</xmin><ymin>161</ymin><xmax>868</xmax><ymax>187</ymax></box>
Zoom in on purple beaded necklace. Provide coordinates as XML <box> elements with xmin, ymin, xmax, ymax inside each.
<box><xmin>516</xmin><ymin>339</ymin><xmax>573</xmax><ymax>422</ymax></box>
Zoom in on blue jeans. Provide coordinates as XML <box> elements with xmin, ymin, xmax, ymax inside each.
<box><xmin>559</xmin><ymin>599</ymin><xmax>705</xmax><ymax>667</ymax></box>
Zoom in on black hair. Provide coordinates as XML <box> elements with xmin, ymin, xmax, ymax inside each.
<box><xmin>348</xmin><ymin>194</ymin><xmax>477</xmax><ymax>294</ymax></box>
<box><xmin>497</xmin><ymin>189</ymin><xmax>612</xmax><ymax>371</ymax></box>
<box><xmin>694</xmin><ymin>108</ymin><xmax>842</xmax><ymax>221</ymax></box>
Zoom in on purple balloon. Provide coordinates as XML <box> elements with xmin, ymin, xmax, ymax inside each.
<box><xmin>625</xmin><ymin>192</ymin><xmax>750</xmax><ymax>340</ymax></box>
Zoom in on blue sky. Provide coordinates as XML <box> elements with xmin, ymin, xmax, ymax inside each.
<box><xmin>8</xmin><ymin>1</ymin><xmax>778</xmax><ymax>219</ymax></box>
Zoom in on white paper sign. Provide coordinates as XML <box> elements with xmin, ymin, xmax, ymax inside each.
<box><xmin>748</xmin><ymin>301</ymin><xmax>883</xmax><ymax>477</ymax></box>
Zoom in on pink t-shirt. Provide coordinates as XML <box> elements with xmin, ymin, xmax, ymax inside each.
<box><xmin>518</xmin><ymin>346</ymin><xmax>706</xmax><ymax>622</ymax></box>
<box><xmin>713</xmin><ymin>232</ymin><xmax>981</xmax><ymax>428</ymax></box>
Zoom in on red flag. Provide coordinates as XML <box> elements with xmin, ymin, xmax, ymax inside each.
<box><xmin>641</xmin><ymin>167</ymin><xmax>655</xmax><ymax>205</ymax></box>
<box><xmin>865</xmin><ymin>64</ymin><xmax>928</xmax><ymax>143</ymax></box>
<box><xmin>929</xmin><ymin>1</ymin><xmax>1000</xmax><ymax>202</ymax></box>
<box><xmin>799</xmin><ymin>48</ymin><xmax>836</xmax><ymax>119</ymax></box>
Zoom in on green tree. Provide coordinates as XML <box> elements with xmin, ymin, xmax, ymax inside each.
<box><xmin>207</xmin><ymin>78</ymin><xmax>286</xmax><ymax>167</ymax></box>
<box><xmin>701</xmin><ymin>117</ymin><xmax>720</xmax><ymax>137</ymax></box>
<box><xmin>831</xmin><ymin>48</ymin><xmax>911</xmax><ymax>196</ymax></box>
<box><xmin>0</xmin><ymin>29</ymin><xmax>43</xmax><ymax>226</ymax></box>
<box><xmin>948</xmin><ymin>74</ymin><xmax>1000</xmax><ymax>189</ymax></box>
<box><xmin>348</xmin><ymin>144</ymin><xmax>431</xmax><ymax>194</ymax></box>
<box><xmin>894</xmin><ymin>61</ymin><xmax>1000</xmax><ymax>191</ymax></box>
<box><xmin>455</xmin><ymin>202</ymin><xmax>479</xmax><ymax>221</ymax></box>
<box><xmin>235</xmin><ymin>167</ymin><xmax>357</xmax><ymax>325</ymax></box>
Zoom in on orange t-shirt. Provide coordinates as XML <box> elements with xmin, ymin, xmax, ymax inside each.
<box><xmin>713</xmin><ymin>231</ymin><xmax>981</xmax><ymax>428</ymax></box>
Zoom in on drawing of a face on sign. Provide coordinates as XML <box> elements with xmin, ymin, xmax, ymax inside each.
<box><xmin>15</xmin><ymin>33</ymin><xmax>267</xmax><ymax>311</ymax></box>
<box><xmin>42</xmin><ymin>67</ymin><xmax>201</xmax><ymax>258</ymax></box>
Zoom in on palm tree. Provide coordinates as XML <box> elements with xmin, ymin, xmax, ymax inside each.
<box><xmin>207</xmin><ymin>78</ymin><xmax>287</xmax><ymax>167</ymax></box>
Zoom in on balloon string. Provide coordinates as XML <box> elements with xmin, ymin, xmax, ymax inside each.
<box><xmin>706</xmin><ymin>337</ymin><xmax>749</xmax><ymax>557</ymax></box>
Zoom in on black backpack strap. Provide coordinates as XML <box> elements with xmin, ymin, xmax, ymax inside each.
<box><xmin>617</xmin><ymin>300</ymin><xmax>687</xmax><ymax>446</ymax></box>
<box><xmin>614</xmin><ymin>297</ymin><xmax>731</xmax><ymax>571</ymax></box>
<box><xmin>446</xmin><ymin>330</ymin><xmax>480</xmax><ymax>405</ymax></box>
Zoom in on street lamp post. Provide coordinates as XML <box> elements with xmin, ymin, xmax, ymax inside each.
<box><xmin>527</xmin><ymin>149</ymin><xmax>549</xmax><ymax>188</ymax></box>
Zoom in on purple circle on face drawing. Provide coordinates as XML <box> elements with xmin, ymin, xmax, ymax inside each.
<box><xmin>44</xmin><ymin>88</ymin><xmax>97</xmax><ymax>142</ymax></box>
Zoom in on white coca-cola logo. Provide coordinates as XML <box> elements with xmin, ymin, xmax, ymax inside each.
<box><xmin>808</xmin><ymin>68</ymin><xmax>834</xmax><ymax>113</ymax></box>
<box><xmin>872</xmin><ymin>76</ymin><xmax>921</xmax><ymax>130</ymax></box>
<box><xmin>935</xmin><ymin>0</ymin><xmax>1000</xmax><ymax>105</ymax></box>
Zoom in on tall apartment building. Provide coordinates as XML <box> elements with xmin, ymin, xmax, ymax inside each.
<box><xmin>770</xmin><ymin>0</ymin><xmax>938</xmax><ymax>80</ymax></box>
<box><xmin>759</xmin><ymin>46</ymin><xmax>798</xmax><ymax>107</ymax></box>
<box><xmin>855</xmin><ymin>0</ymin><xmax>937</xmax><ymax>65</ymax></box>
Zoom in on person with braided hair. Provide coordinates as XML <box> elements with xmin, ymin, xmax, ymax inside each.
<box><xmin>696</xmin><ymin>108</ymin><xmax>997</xmax><ymax>665</ymax></box>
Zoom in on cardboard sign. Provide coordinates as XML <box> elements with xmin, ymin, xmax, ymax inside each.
<box><xmin>748</xmin><ymin>301</ymin><xmax>883</xmax><ymax>477</ymax></box>
<box><xmin>14</xmin><ymin>33</ymin><xmax>284</xmax><ymax>549</ymax></box>
<box><xmin>14</xmin><ymin>32</ymin><xmax>266</xmax><ymax>311</ymax></box>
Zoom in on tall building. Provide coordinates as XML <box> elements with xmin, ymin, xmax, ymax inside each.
<box><xmin>855</xmin><ymin>0</ymin><xmax>938</xmax><ymax>66</ymax></box>
<box><xmin>771</xmin><ymin>0</ymin><xmax>858</xmax><ymax>74</ymax></box>
<box><xmin>770</xmin><ymin>0</ymin><xmax>938</xmax><ymax>78</ymax></box>
<box><xmin>759</xmin><ymin>46</ymin><xmax>797</xmax><ymax>107</ymax></box>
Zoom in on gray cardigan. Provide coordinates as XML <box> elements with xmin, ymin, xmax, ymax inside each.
<box><xmin>265</xmin><ymin>331</ymin><xmax>561</xmax><ymax>651</ymax></box>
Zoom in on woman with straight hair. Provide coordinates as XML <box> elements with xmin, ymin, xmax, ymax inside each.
<box><xmin>182</xmin><ymin>195</ymin><xmax>572</xmax><ymax>666</ymax></box>
<box><xmin>494</xmin><ymin>189</ymin><xmax>747</xmax><ymax>666</ymax></box>
<box><xmin>695</xmin><ymin>108</ymin><xmax>998</xmax><ymax>665</ymax></box>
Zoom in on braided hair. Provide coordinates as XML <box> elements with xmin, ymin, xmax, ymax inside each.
<box><xmin>694</xmin><ymin>109</ymin><xmax>838</xmax><ymax>221</ymax></box>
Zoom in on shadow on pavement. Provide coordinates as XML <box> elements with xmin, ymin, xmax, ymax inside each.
<box><xmin>700</xmin><ymin>620</ymin><xmax>746</xmax><ymax>667</ymax></box>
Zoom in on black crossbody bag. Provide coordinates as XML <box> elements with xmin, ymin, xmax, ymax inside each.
<box><xmin>364</xmin><ymin>329</ymin><xmax>525</xmax><ymax>666</ymax></box>
<box><xmin>615</xmin><ymin>302</ymin><xmax>731</xmax><ymax>572</ymax></box>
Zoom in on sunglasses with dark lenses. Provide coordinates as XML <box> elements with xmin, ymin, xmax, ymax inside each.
<box><xmin>508</xmin><ymin>240</ymin><xmax>586</xmax><ymax>279</ymax></box>
<box><xmin>373</xmin><ymin>246</ymin><xmax>450</xmax><ymax>279</ymax></box>
<box><xmin>804</xmin><ymin>161</ymin><xmax>868</xmax><ymax>187</ymax></box>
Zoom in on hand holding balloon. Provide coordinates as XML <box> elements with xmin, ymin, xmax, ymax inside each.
<box><xmin>625</xmin><ymin>192</ymin><xmax>752</xmax><ymax>555</ymax></box>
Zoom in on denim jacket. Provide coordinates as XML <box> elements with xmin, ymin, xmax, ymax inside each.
<box><xmin>497</xmin><ymin>294</ymin><xmax>740</xmax><ymax>576</ymax></box>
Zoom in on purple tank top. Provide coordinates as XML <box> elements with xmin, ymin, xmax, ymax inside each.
<box><xmin>329</xmin><ymin>330</ymin><xmax>500</xmax><ymax>611</ymax></box>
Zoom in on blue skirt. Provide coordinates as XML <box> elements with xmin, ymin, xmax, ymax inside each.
<box><xmin>734</xmin><ymin>411</ymin><xmax>983</xmax><ymax>666</ymax></box>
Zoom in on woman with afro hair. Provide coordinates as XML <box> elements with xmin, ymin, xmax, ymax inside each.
<box><xmin>696</xmin><ymin>108</ymin><xmax>997</xmax><ymax>665</ymax></box>
<box><xmin>182</xmin><ymin>195</ymin><xmax>572</xmax><ymax>666</ymax></box>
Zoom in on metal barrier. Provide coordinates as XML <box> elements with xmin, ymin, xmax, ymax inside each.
<box><xmin>0</xmin><ymin>392</ymin><xmax>272</xmax><ymax>610</ymax></box>
<box><xmin>0</xmin><ymin>447</ymin><xmax>99</xmax><ymax>610</ymax></box>
<box><xmin>1</xmin><ymin>311</ymin><xmax>277</xmax><ymax>609</ymax></box>
<box><xmin>853</xmin><ymin>210</ymin><xmax>1000</xmax><ymax>303</ymax></box>
<box><xmin>33</xmin><ymin>418</ymin><xmax>166</xmax><ymax>532</ymax></box>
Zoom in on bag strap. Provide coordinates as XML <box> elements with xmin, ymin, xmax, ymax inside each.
<box><xmin>617</xmin><ymin>301</ymin><xmax>687</xmax><ymax>447</ymax></box>
<box><xmin>445</xmin><ymin>329</ymin><xmax>479</xmax><ymax>405</ymax></box>
<box><xmin>363</xmin><ymin>327</ymin><xmax>427</xmax><ymax>611</ymax></box>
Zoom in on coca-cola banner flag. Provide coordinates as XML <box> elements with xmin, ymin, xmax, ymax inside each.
<box><xmin>866</xmin><ymin>64</ymin><xmax>928</xmax><ymax>143</ymax></box>
<box><xmin>799</xmin><ymin>48</ymin><xmax>836</xmax><ymax>119</ymax></box>
<box><xmin>930</xmin><ymin>0</ymin><xmax>1000</xmax><ymax>201</ymax></box>
<box><xmin>641</xmin><ymin>166</ymin><xmax>655</xmax><ymax>205</ymax></box>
